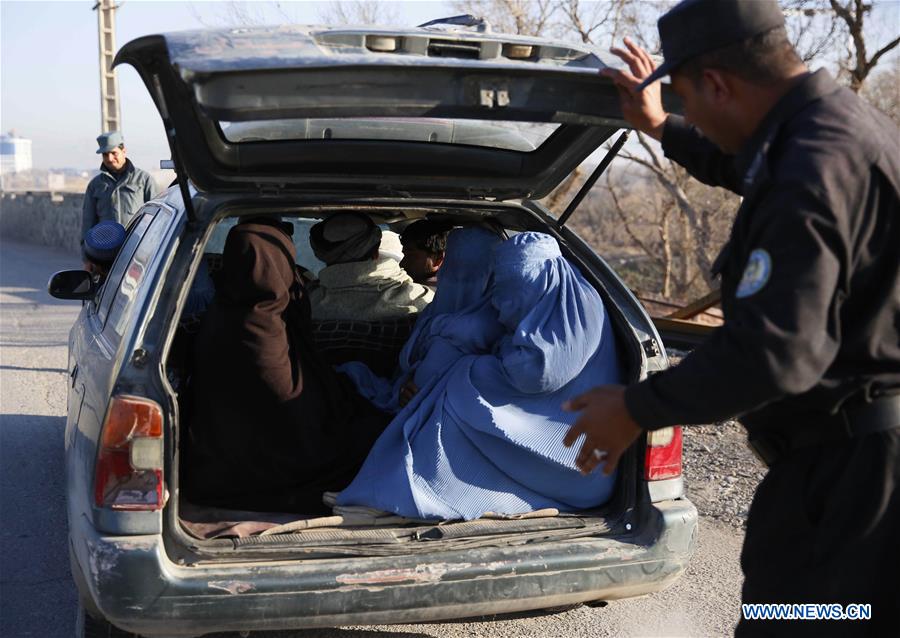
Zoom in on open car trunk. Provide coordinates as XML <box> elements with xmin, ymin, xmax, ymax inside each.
<box><xmin>162</xmin><ymin>199</ymin><xmax>652</xmax><ymax>562</ymax></box>
<box><xmin>127</xmin><ymin>24</ymin><xmax>677</xmax><ymax>562</ymax></box>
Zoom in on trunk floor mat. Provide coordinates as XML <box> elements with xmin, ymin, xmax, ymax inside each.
<box><xmin>180</xmin><ymin>499</ymin><xmax>569</xmax><ymax>541</ymax></box>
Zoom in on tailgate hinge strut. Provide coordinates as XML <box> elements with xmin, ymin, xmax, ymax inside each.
<box><xmin>558</xmin><ymin>130</ymin><xmax>629</xmax><ymax>227</ymax></box>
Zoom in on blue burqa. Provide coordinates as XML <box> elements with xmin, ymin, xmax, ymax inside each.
<box><xmin>338</xmin><ymin>227</ymin><xmax>504</xmax><ymax>411</ymax></box>
<box><xmin>337</xmin><ymin>232</ymin><xmax>622</xmax><ymax>520</ymax></box>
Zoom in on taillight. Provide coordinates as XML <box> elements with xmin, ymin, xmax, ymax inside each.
<box><xmin>644</xmin><ymin>426</ymin><xmax>682</xmax><ymax>481</ymax></box>
<box><xmin>94</xmin><ymin>396</ymin><xmax>165</xmax><ymax>511</ymax></box>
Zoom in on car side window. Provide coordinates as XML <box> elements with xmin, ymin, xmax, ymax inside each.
<box><xmin>102</xmin><ymin>207</ymin><xmax>173</xmax><ymax>344</ymax></box>
<box><xmin>96</xmin><ymin>213</ymin><xmax>153</xmax><ymax>325</ymax></box>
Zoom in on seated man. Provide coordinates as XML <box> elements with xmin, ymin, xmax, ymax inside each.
<box><xmin>184</xmin><ymin>217</ymin><xmax>387</xmax><ymax>513</ymax></box>
<box><xmin>399</xmin><ymin>220</ymin><xmax>452</xmax><ymax>287</ymax></box>
<box><xmin>337</xmin><ymin>232</ymin><xmax>622</xmax><ymax>521</ymax></box>
<box><xmin>307</xmin><ymin>212</ymin><xmax>433</xmax><ymax>321</ymax></box>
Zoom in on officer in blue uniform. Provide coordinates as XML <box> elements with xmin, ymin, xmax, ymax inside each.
<box><xmin>82</xmin><ymin>131</ymin><xmax>155</xmax><ymax>264</ymax></box>
<box><xmin>562</xmin><ymin>1</ymin><xmax>900</xmax><ymax>635</ymax></box>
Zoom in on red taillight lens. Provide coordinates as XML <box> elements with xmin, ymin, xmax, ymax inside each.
<box><xmin>644</xmin><ymin>426</ymin><xmax>682</xmax><ymax>481</ymax></box>
<box><xmin>94</xmin><ymin>396</ymin><xmax>165</xmax><ymax>510</ymax></box>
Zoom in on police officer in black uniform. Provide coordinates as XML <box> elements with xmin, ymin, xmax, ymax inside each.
<box><xmin>561</xmin><ymin>0</ymin><xmax>900</xmax><ymax>635</ymax></box>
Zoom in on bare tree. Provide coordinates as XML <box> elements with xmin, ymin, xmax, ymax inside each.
<box><xmin>189</xmin><ymin>1</ymin><xmax>298</xmax><ymax>27</ymax></box>
<box><xmin>561</xmin><ymin>0</ymin><xmax>641</xmax><ymax>45</ymax></box>
<box><xmin>451</xmin><ymin>0</ymin><xmax>560</xmax><ymax>36</ymax></box>
<box><xmin>318</xmin><ymin>1</ymin><xmax>400</xmax><ymax>26</ymax></box>
<box><xmin>829</xmin><ymin>0</ymin><xmax>900</xmax><ymax>92</ymax></box>
<box><xmin>603</xmin><ymin>170</ymin><xmax>675</xmax><ymax>297</ymax></box>
<box><xmin>784</xmin><ymin>0</ymin><xmax>900</xmax><ymax>92</ymax></box>
<box><xmin>784</xmin><ymin>0</ymin><xmax>843</xmax><ymax>63</ymax></box>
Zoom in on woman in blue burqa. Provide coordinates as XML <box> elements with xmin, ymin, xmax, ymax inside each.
<box><xmin>337</xmin><ymin>231</ymin><xmax>622</xmax><ymax>520</ymax></box>
<box><xmin>338</xmin><ymin>226</ymin><xmax>505</xmax><ymax>412</ymax></box>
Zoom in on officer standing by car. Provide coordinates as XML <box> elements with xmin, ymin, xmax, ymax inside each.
<box><xmin>562</xmin><ymin>0</ymin><xmax>900</xmax><ymax>635</ymax></box>
<box><xmin>81</xmin><ymin>131</ymin><xmax>155</xmax><ymax>267</ymax></box>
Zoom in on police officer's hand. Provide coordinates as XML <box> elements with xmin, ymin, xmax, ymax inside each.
<box><xmin>600</xmin><ymin>37</ymin><xmax>668</xmax><ymax>141</ymax></box>
<box><xmin>562</xmin><ymin>385</ymin><xmax>643</xmax><ymax>475</ymax></box>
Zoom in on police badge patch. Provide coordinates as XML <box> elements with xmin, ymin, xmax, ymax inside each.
<box><xmin>736</xmin><ymin>249</ymin><xmax>772</xmax><ymax>298</ymax></box>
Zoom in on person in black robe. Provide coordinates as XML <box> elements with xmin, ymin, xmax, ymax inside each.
<box><xmin>184</xmin><ymin>217</ymin><xmax>386</xmax><ymax>513</ymax></box>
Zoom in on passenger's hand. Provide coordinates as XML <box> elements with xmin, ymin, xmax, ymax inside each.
<box><xmin>562</xmin><ymin>385</ymin><xmax>642</xmax><ymax>476</ymax></box>
<box><xmin>399</xmin><ymin>378</ymin><xmax>418</xmax><ymax>408</ymax></box>
<box><xmin>600</xmin><ymin>37</ymin><xmax>668</xmax><ymax>141</ymax></box>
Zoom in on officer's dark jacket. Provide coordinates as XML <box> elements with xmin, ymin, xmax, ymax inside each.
<box><xmin>625</xmin><ymin>70</ymin><xmax>900</xmax><ymax>435</ymax></box>
<box><xmin>81</xmin><ymin>158</ymin><xmax>156</xmax><ymax>240</ymax></box>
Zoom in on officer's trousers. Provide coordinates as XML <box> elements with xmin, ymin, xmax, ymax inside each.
<box><xmin>735</xmin><ymin>429</ymin><xmax>900</xmax><ymax>637</ymax></box>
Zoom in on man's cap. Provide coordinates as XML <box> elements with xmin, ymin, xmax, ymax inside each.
<box><xmin>83</xmin><ymin>220</ymin><xmax>126</xmax><ymax>265</ymax></box>
<box><xmin>637</xmin><ymin>0</ymin><xmax>785</xmax><ymax>91</ymax></box>
<box><xmin>96</xmin><ymin>131</ymin><xmax>125</xmax><ymax>154</ymax></box>
<box><xmin>309</xmin><ymin>212</ymin><xmax>382</xmax><ymax>265</ymax></box>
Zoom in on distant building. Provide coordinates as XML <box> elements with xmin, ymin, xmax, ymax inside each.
<box><xmin>47</xmin><ymin>173</ymin><xmax>66</xmax><ymax>191</ymax></box>
<box><xmin>0</xmin><ymin>131</ymin><xmax>33</xmax><ymax>174</ymax></box>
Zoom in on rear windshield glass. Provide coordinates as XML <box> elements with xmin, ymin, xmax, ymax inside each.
<box><xmin>205</xmin><ymin>217</ymin><xmax>325</xmax><ymax>275</ymax></box>
<box><xmin>219</xmin><ymin>118</ymin><xmax>559</xmax><ymax>152</ymax></box>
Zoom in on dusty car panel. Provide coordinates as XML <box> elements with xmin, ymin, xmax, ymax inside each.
<box><xmin>72</xmin><ymin>496</ymin><xmax>695</xmax><ymax>635</ymax></box>
<box><xmin>160</xmin><ymin>24</ymin><xmax>612</xmax><ymax>74</ymax></box>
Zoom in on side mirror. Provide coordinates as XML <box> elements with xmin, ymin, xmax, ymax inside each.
<box><xmin>47</xmin><ymin>270</ymin><xmax>96</xmax><ymax>300</ymax></box>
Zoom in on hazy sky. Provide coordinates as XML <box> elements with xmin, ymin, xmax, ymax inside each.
<box><xmin>4</xmin><ymin>1</ymin><xmax>897</xmax><ymax>172</ymax></box>
<box><xmin>1</xmin><ymin>1</ymin><xmax>453</xmax><ymax>170</ymax></box>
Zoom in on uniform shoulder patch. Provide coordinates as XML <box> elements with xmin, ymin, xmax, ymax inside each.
<box><xmin>736</xmin><ymin>249</ymin><xmax>772</xmax><ymax>299</ymax></box>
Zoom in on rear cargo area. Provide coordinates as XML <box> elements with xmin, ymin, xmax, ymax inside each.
<box><xmin>163</xmin><ymin>206</ymin><xmax>644</xmax><ymax>559</ymax></box>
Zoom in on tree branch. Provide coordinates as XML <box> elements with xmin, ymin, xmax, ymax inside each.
<box><xmin>605</xmin><ymin>173</ymin><xmax>664</xmax><ymax>267</ymax></box>
<box><xmin>867</xmin><ymin>35</ymin><xmax>900</xmax><ymax>73</ymax></box>
<box><xmin>620</xmin><ymin>144</ymin><xmax>714</xmax><ymax>284</ymax></box>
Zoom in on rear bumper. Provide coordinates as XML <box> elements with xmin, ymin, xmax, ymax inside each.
<box><xmin>72</xmin><ymin>499</ymin><xmax>697</xmax><ymax>637</ymax></box>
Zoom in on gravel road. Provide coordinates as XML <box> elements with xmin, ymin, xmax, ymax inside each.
<box><xmin>0</xmin><ymin>239</ymin><xmax>762</xmax><ymax>638</ymax></box>
<box><xmin>683</xmin><ymin>421</ymin><xmax>766</xmax><ymax>530</ymax></box>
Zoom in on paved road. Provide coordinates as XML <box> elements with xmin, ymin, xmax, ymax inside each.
<box><xmin>0</xmin><ymin>239</ymin><xmax>745</xmax><ymax>638</ymax></box>
<box><xmin>1</xmin><ymin>239</ymin><xmax>82</xmax><ymax>638</ymax></box>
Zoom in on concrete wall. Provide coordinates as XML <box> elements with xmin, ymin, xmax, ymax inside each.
<box><xmin>0</xmin><ymin>191</ymin><xmax>83</xmax><ymax>254</ymax></box>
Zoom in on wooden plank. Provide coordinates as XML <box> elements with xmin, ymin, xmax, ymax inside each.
<box><xmin>666</xmin><ymin>288</ymin><xmax>722</xmax><ymax>320</ymax></box>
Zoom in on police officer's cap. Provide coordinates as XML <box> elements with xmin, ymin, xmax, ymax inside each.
<box><xmin>83</xmin><ymin>220</ymin><xmax>126</xmax><ymax>266</ymax></box>
<box><xmin>637</xmin><ymin>0</ymin><xmax>785</xmax><ymax>91</ymax></box>
<box><xmin>96</xmin><ymin>131</ymin><xmax>125</xmax><ymax>154</ymax></box>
